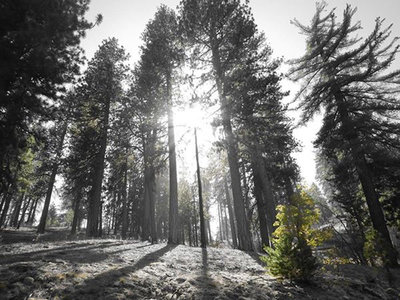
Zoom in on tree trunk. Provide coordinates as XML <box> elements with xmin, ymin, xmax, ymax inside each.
<box><xmin>17</xmin><ymin>197</ymin><xmax>31</xmax><ymax>229</ymax></box>
<box><xmin>149</xmin><ymin>170</ymin><xmax>157</xmax><ymax>243</ymax></box>
<box><xmin>218</xmin><ymin>199</ymin><xmax>223</xmax><ymax>240</ymax></box>
<box><xmin>251</xmin><ymin>146</ymin><xmax>276</xmax><ymax>245</ymax></box>
<box><xmin>86</xmin><ymin>94</ymin><xmax>110</xmax><ymax>237</ymax></box>
<box><xmin>10</xmin><ymin>193</ymin><xmax>24</xmax><ymax>227</ymax></box>
<box><xmin>241</xmin><ymin>161</ymin><xmax>250</xmax><ymax>217</ymax></box>
<box><xmin>192</xmin><ymin>192</ymin><xmax>199</xmax><ymax>247</ymax></box>
<box><xmin>121</xmin><ymin>156</ymin><xmax>128</xmax><ymax>240</ymax></box>
<box><xmin>224</xmin><ymin>177</ymin><xmax>238</xmax><ymax>248</ymax></box>
<box><xmin>27</xmin><ymin>198</ymin><xmax>38</xmax><ymax>225</ymax></box>
<box><xmin>167</xmin><ymin>73</ymin><xmax>179</xmax><ymax>245</ymax></box>
<box><xmin>210</xmin><ymin>35</ymin><xmax>253</xmax><ymax>251</ymax></box>
<box><xmin>37</xmin><ymin>164</ymin><xmax>58</xmax><ymax>233</ymax></box>
<box><xmin>336</xmin><ymin>92</ymin><xmax>398</xmax><ymax>266</ymax></box>
<box><xmin>195</xmin><ymin>128</ymin><xmax>207</xmax><ymax>248</ymax></box>
<box><xmin>251</xmin><ymin>161</ymin><xmax>270</xmax><ymax>248</ymax></box>
<box><xmin>70</xmin><ymin>182</ymin><xmax>83</xmax><ymax>235</ymax></box>
<box><xmin>37</xmin><ymin>120</ymin><xmax>68</xmax><ymax>234</ymax></box>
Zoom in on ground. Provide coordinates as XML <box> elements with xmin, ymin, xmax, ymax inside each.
<box><xmin>0</xmin><ymin>228</ymin><xmax>399</xmax><ymax>300</ymax></box>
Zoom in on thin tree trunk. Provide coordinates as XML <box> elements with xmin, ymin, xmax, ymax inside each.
<box><xmin>252</xmin><ymin>147</ymin><xmax>276</xmax><ymax>245</ymax></box>
<box><xmin>70</xmin><ymin>183</ymin><xmax>83</xmax><ymax>235</ymax></box>
<box><xmin>27</xmin><ymin>198</ymin><xmax>38</xmax><ymax>225</ymax></box>
<box><xmin>37</xmin><ymin>164</ymin><xmax>58</xmax><ymax>233</ymax></box>
<box><xmin>37</xmin><ymin>121</ymin><xmax>68</xmax><ymax>234</ymax></box>
<box><xmin>241</xmin><ymin>161</ymin><xmax>250</xmax><ymax>217</ymax></box>
<box><xmin>218</xmin><ymin>199</ymin><xmax>223</xmax><ymax>241</ymax></box>
<box><xmin>26</xmin><ymin>197</ymin><xmax>36</xmax><ymax>225</ymax></box>
<box><xmin>222</xmin><ymin>201</ymin><xmax>229</xmax><ymax>241</ymax></box>
<box><xmin>10</xmin><ymin>193</ymin><xmax>24</xmax><ymax>227</ymax></box>
<box><xmin>252</xmin><ymin>161</ymin><xmax>270</xmax><ymax>249</ymax></box>
<box><xmin>17</xmin><ymin>197</ymin><xmax>31</xmax><ymax>229</ymax></box>
<box><xmin>86</xmin><ymin>93</ymin><xmax>111</xmax><ymax>237</ymax></box>
<box><xmin>224</xmin><ymin>177</ymin><xmax>238</xmax><ymax>248</ymax></box>
<box><xmin>167</xmin><ymin>73</ymin><xmax>179</xmax><ymax>244</ymax></box>
<box><xmin>192</xmin><ymin>191</ymin><xmax>199</xmax><ymax>247</ymax></box>
<box><xmin>195</xmin><ymin>128</ymin><xmax>207</xmax><ymax>248</ymax></box>
<box><xmin>0</xmin><ymin>195</ymin><xmax>5</xmax><ymax>217</ymax></box>
<box><xmin>149</xmin><ymin>170</ymin><xmax>157</xmax><ymax>243</ymax></box>
<box><xmin>121</xmin><ymin>155</ymin><xmax>128</xmax><ymax>240</ymax></box>
<box><xmin>210</xmin><ymin>36</ymin><xmax>253</xmax><ymax>251</ymax></box>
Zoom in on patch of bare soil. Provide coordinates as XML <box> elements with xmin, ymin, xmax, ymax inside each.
<box><xmin>0</xmin><ymin>228</ymin><xmax>399</xmax><ymax>299</ymax></box>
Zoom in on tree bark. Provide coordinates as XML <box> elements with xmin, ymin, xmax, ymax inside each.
<box><xmin>27</xmin><ymin>198</ymin><xmax>38</xmax><ymax>225</ymax></box>
<box><xmin>336</xmin><ymin>92</ymin><xmax>398</xmax><ymax>266</ymax></box>
<box><xmin>252</xmin><ymin>161</ymin><xmax>270</xmax><ymax>248</ymax></box>
<box><xmin>86</xmin><ymin>91</ymin><xmax>111</xmax><ymax>237</ymax></box>
<box><xmin>37</xmin><ymin>120</ymin><xmax>68</xmax><ymax>234</ymax></box>
<box><xmin>70</xmin><ymin>182</ymin><xmax>83</xmax><ymax>235</ymax></box>
<box><xmin>195</xmin><ymin>128</ymin><xmax>207</xmax><ymax>248</ymax></box>
<box><xmin>224</xmin><ymin>177</ymin><xmax>238</xmax><ymax>248</ymax></box>
<box><xmin>121</xmin><ymin>155</ymin><xmax>128</xmax><ymax>240</ymax></box>
<box><xmin>167</xmin><ymin>73</ymin><xmax>180</xmax><ymax>245</ymax></box>
<box><xmin>209</xmin><ymin>32</ymin><xmax>253</xmax><ymax>251</ymax></box>
<box><xmin>17</xmin><ymin>197</ymin><xmax>31</xmax><ymax>229</ymax></box>
<box><xmin>251</xmin><ymin>148</ymin><xmax>276</xmax><ymax>247</ymax></box>
<box><xmin>10</xmin><ymin>193</ymin><xmax>24</xmax><ymax>227</ymax></box>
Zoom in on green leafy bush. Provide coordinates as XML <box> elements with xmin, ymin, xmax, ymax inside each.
<box><xmin>260</xmin><ymin>187</ymin><xmax>331</xmax><ymax>281</ymax></box>
<box><xmin>363</xmin><ymin>229</ymin><xmax>390</xmax><ymax>266</ymax></box>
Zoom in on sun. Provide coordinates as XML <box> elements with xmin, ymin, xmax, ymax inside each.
<box><xmin>173</xmin><ymin>103</ymin><xmax>205</xmax><ymax>129</ymax></box>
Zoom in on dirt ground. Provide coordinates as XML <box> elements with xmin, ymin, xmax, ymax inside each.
<box><xmin>0</xmin><ymin>227</ymin><xmax>399</xmax><ymax>299</ymax></box>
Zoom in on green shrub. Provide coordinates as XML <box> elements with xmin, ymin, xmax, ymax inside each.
<box><xmin>363</xmin><ymin>229</ymin><xmax>389</xmax><ymax>266</ymax></box>
<box><xmin>260</xmin><ymin>187</ymin><xmax>331</xmax><ymax>281</ymax></box>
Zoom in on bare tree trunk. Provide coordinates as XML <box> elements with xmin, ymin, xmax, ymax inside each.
<box><xmin>252</xmin><ymin>147</ymin><xmax>276</xmax><ymax>246</ymax></box>
<box><xmin>86</xmin><ymin>93</ymin><xmax>111</xmax><ymax>237</ymax></box>
<box><xmin>192</xmin><ymin>191</ymin><xmax>199</xmax><ymax>247</ymax></box>
<box><xmin>252</xmin><ymin>161</ymin><xmax>270</xmax><ymax>249</ymax></box>
<box><xmin>218</xmin><ymin>199</ymin><xmax>223</xmax><ymax>241</ymax></box>
<box><xmin>121</xmin><ymin>156</ymin><xmax>128</xmax><ymax>240</ymax></box>
<box><xmin>10</xmin><ymin>193</ymin><xmax>24</xmax><ymax>227</ymax></box>
<box><xmin>149</xmin><ymin>171</ymin><xmax>157</xmax><ymax>243</ymax></box>
<box><xmin>167</xmin><ymin>73</ymin><xmax>179</xmax><ymax>244</ymax></box>
<box><xmin>195</xmin><ymin>128</ymin><xmax>207</xmax><ymax>248</ymax></box>
<box><xmin>336</xmin><ymin>93</ymin><xmax>398</xmax><ymax>266</ymax></box>
<box><xmin>241</xmin><ymin>161</ymin><xmax>250</xmax><ymax>217</ymax></box>
<box><xmin>37</xmin><ymin>121</ymin><xmax>68</xmax><ymax>234</ymax></box>
<box><xmin>27</xmin><ymin>198</ymin><xmax>38</xmax><ymax>225</ymax></box>
<box><xmin>224</xmin><ymin>177</ymin><xmax>238</xmax><ymax>248</ymax></box>
<box><xmin>70</xmin><ymin>183</ymin><xmax>83</xmax><ymax>235</ymax></box>
<box><xmin>17</xmin><ymin>197</ymin><xmax>31</xmax><ymax>229</ymax></box>
<box><xmin>210</xmin><ymin>37</ymin><xmax>253</xmax><ymax>251</ymax></box>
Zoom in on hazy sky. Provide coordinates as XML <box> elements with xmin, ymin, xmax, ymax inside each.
<box><xmin>80</xmin><ymin>0</ymin><xmax>400</xmax><ymax>185</ymax></box>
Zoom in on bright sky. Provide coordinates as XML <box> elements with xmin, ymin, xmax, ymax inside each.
<box><xmin>81</xmin><ymin>0</ymin><xmax>400</xmax><ymax>186</ymax></box>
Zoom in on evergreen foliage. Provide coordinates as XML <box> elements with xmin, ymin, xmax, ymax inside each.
<box><xmin>289</xmin><ymin>2</ymin><xmax>400</xmax><ymax>266</ymax></box>
<box><xmin>261</xmin><ymin>187</ymin><xmax>330</xmax><ymax>281</ymax></box>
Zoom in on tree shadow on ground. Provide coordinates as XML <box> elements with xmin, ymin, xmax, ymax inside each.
<box><xmin>0</xmin><ymin>241</ymin><xmax>128</xmax><ymax>265</ymax></box>
<box><xmin>54</xmin><ymin>243</ymin><xmax>178</xmax><ymax>299</ymax></box>
<box><xmin>193</xmin><ymin>247</ymin><xmax>221</xmax><ymax>299</ymax></box>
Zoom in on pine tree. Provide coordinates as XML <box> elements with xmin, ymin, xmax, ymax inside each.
<box><xmin>0</xmin><ymin>0</ymin><xmax>97</xmax><ymax>198</ymax></box>
<box><xmin>289</xmin><ymin>3</ymin><xmax>400</xmax><ymax>266</ymax></box>
<box><xmin>75</xmin><ymin>38</ymin><xmax>129</xmax><ymax>237</ymax></box>
<box><xmin>180</xmin><ymin>0</ymin><xmax>257</xmax><ymax>251</ymax></box>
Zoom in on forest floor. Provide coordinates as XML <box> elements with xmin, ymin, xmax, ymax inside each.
<box><xmin>0</xmin><ymin>227</ymin><xmax>400</xmax><ymax>300</ymax></box>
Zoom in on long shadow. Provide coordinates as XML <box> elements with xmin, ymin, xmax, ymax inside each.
<box><xmin>195</xmin><ymin>247</ymin><xmax>221</xmax><ymax>299</ymax></box>
<box><xmin>0</xmin><ymin>228</ymin><xmax>76</xmax><ymax>244</ymax></box>
<box><xmin>54</xmin><ymin>243</ymin><xmax>178</xmax><ymax>299</ymax></box>
<box><xmin>0</xmin><ymin>241</ymin><xmax>127</xmax><ymax>265</ymax></box>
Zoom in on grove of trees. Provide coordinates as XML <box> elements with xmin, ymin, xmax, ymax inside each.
<box><xmin>1</xmin><ymin>0</ymin><xmax>399</xmax><ymax>277</ymax></box>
